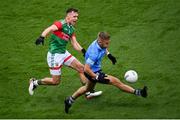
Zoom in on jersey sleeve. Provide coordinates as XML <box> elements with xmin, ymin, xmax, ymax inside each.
<box><xmin>86</xmin><ymin>58</ymin><xmax>95</xmax><ymax>66</ymax></box>
<box><xmin>85</xmin><ymin>52</ymin><xmax>98</xmax><ymax>66</ymax></box>
<box><xmin>53</xmin><ymin>21</ymin><xmax>62</xmax><ymax>30</ymax></box>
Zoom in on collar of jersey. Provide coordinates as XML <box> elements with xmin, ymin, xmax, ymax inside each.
<box><xmin>62</xmin><ymin>19</ymin><xmax>72</xmax><ymax>27</ymax></box>
<box><xmin>95</xmin><ymin>40</ymin><xmax>104</xmax><ymax>50</ymax></box>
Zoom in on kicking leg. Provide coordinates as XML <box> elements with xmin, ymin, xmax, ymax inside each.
<box><xmin>106</xmin><ymin>75</ymin><xmax>147</xmax><ymax>97</ymax></box>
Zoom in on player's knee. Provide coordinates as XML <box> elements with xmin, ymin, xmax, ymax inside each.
<box><xmin>53</xmin><ymin>80</ymin><xmax>60</xmax><ymax>85</ymax></box>
<box><xmin>52</xmin><ymin>77</ymin><xmax>61</xmax><ymax>85</ymax></box>
<box><xmin>110</xmin><ymin>77</ymin><xmax>121</xmax><ymax>85</ymax></box>
<box><xmin>84</xmin><ymin>86</ymin><xmax>89</xmax><ymax>92</ymax></box>
<box><xmin>77</xmin><ymin>64</ymin><xmax>84</xmax><ymax>73</ymax></box>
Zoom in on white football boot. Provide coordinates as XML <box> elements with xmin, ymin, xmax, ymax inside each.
<box><xmin>28</xmin><ymin>78</ymin><xmax>37</xmax><ymax>95</ymax></box>
<box><xmin>85</xmin><ymin>90</ymin><xmax>103</xmax><ymax>99</ymax></box>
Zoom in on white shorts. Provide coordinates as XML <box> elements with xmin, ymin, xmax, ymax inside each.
<box><xmin>47</xmin><ymin>51</ymin><xmax>76</xmax><ymax>75</ymax></box>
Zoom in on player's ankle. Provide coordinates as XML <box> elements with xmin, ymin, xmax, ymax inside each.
<box><xmin>134</xmin><ymin>89</ymin><xmax>141</xmax><ymax>96</ymax></box>
<box><xmin>68</xmin><ymin>96</ymin><xmax>75</xmax><ymax>104</ymax></box>
<box><xmin>33</xmin><ymin>80</ymin><xmax>42</xmax><ymax>86</ymax></box>
<box><xmin>37</xmin><ymin>80</ymin><xmax>42</xmax><ymax>85</ymax></box>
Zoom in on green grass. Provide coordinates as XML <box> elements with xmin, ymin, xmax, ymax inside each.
<box><xmin>0</xmin><ymin>0</ymin><xmax>180</xmax><ymax>118</ymax></box>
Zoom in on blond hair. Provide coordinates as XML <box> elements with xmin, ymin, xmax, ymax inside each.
<box><xmin>98</xmin><ymin>32</ymin><xmax>110</xmax><ymax>40</ymax></box>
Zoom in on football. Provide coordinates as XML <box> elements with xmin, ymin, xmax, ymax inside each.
<box><xmin>124</xmin><ymin>70</ymin><xmax>138</xmax><ymax>83</ymax></box>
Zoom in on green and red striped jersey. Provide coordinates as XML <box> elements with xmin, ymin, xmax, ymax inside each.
<box><xmin>48</xmin><ymin>19</ymin><xmax>75</xmax><ymax>54</ymax></box>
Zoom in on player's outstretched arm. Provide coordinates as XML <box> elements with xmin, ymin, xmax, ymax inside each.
<box><xmin>71</xmin><ymin>36</ymin><xmax>86</xmax><ymax>56</ymax></box>
<box><xmin>35</xmin><ymin>25</ymin><xmax>58</xmax><ymax>45</ymax></box>
<box><xmin>106</xmin><ymin>49</ymin><xmax>117</xmax><ymax>65</ymax></box>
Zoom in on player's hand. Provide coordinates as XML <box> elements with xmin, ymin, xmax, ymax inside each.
<box><xmin>108</xmin><ymin>53</ymin><xmax>117</xmax><ymax>65</ymax></box>
<box><xmin>95</xmin><ymin>72</ymin><xmax>110</xmax><ymax>84</ymax></box>
<box><xmin>81</xmin><ymin>48</ymin><xmax>86</xmax><ymax>57</ymax></box>
<box><xmin>35</xmin><ymin>36</ymin><xmax>45</xmax><ymax>45</ymax></box>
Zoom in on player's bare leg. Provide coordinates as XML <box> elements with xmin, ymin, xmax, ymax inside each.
<box><xmin>29</xmin><ymin>75</ymin><xmax>60</xmax><ymax>95</ymax></box>
<box><xmin>69</xmin><ymin>59</ymin><xmax>102</xmax><ymax>98</ymax></box>
<box><xmin>72</xmin><ymin>80</ymin><xmax>95</xmax><ymax>99</ymax></box>
<box><xmin>79</xmin><ymin>72</ymin><xmax>88</xmax><ymax>85</ymax></box>
<box><xmin>106</xmin><ymin>75</ymin><xmax>134</xmax><ymax>93</ymax></box>
<box><xmin>64</xmin><ymin>75</ymin><xmax>147</xmax><ymax>113</ymax></box>
<box><xmin>106</xmin><ymin>75</ymin><xmax>147</xmax><ymax>97</ymax></box>
<box><xmin>39</xmin><ymin>75</ymin><xmax>61</xmax><ymax>85</ymax></box>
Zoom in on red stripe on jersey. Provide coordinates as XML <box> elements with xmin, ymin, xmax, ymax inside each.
<box><xmin>50</xmin><ymin>65</ymin><xmax>63</xmax><ymax>70</ymax></box>
<box><xmin>64</xmin><ymin>55</ymin><xmax>72</xmax><ymax>62</ymax></box>
<box><xmin>53</xmin><ymin>31</ymin><xmax>70</xmax><ymax>41</ymax></box>
<box><xmin>54</xmin><ymin>21</ymin><xmax>62</xmax><ymax>30</ymax></box>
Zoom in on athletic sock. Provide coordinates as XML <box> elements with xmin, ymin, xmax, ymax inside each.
<box><xmin>134</xmin><ymin>89</ymin><xmax>141</xmax><ymax>96</ymax></box>
<box><xmin>85</xmin><ymin>92</ymin><xmax>91</xmax><ymax>96</ymax></box>
<box><xmin>37</xmin><ymin>80</ymin><xmax>42</xmax><ymax>85</ymax></box>
<box><xmin>68</xmin><ymin>96</ymin><xmax>75</xmax><ymax>104</ymax></box>
<box><xmin>33</xmin><ymin>80</ymin><xmax>41</xmax><ymax>86</ymax></box>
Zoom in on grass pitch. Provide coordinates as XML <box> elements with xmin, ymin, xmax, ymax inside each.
<box><xmin>0</xmin><ymin>0</ymin><xmax>180</xmax><ymax>118</ymax></box>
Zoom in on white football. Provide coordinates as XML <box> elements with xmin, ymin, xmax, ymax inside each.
<box><xmin>124</xmin><ymin>70</ymin><xmax>138</xmax><ymax>83</ymax></box>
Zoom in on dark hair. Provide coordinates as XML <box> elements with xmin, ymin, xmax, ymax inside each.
<box><xmin>98</xmin><ymin>32</ymin><xmax>110</xmax><ymax>40</ymax></box>
<box><xmin>66</xmin><ymin>8</ymin><xmax>78</xmax><ymax>13</ymax></box>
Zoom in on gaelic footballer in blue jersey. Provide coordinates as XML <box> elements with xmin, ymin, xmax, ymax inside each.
<box><xmin>64</xmin><ymin>32</ymin><xmax>148</xmax><ymax>113</ymax></box>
